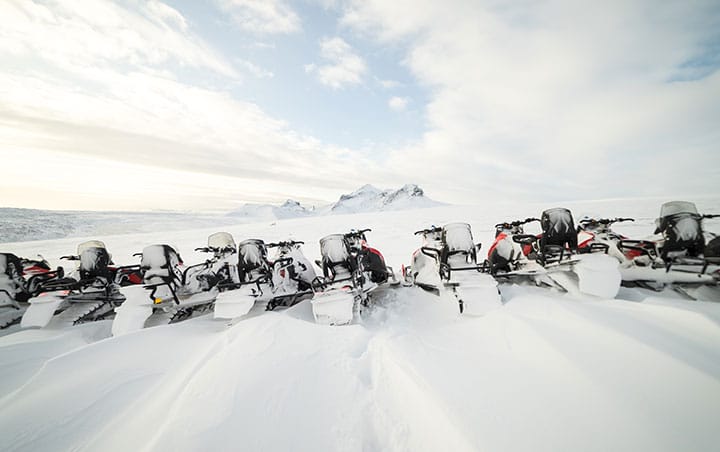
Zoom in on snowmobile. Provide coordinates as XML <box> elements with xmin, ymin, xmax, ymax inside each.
<box><xmin>194</xmin><ymin>232</ymin><xmax>240</xmax><ymax>287</ymax></box>
<box><xmin>21</xmin><ymin>241</ymin><xmax>142</xmax><ymax>328</ymax></box>
<box><xmin>487</xmin><ymin>208</ymin><xmax>621</xmax><ymax>298</ymax></box>
<box><xmin>577</xmin><ymin>201</ymin><xmax>720</xmax><ymax>301</ymax></box>
<box><xmin>112</xmin><ymin>243</ymin><xmax>219</xmax><ymax>335</ymax></box>
<box><xmin>265</xmin><ymin>240</ymin><xmax>317</xmax><ymax>310</ymax></box>
<box><xmin>310</xmin><ymin>229</ymin><xmax>396</xmax><ymax>325</ymax></box>
<box><xmin>213</xmin><ymin>239</ymin><xmax>318</xmax><ymax>320</ymax></box>
<box><xmin>402</xmin><ymin>223</ymin><xmax>501</xmax><ymax>315</ymax></box>
<box><xmin>0</xmin><ymin>253</ymin><xmax>64</xmax><ymax>329</ymax></box>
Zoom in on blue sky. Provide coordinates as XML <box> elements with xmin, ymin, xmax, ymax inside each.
<box><xmin>1</xmin><ymin>0</ymin><xmax>719</xmax><ymax>211</ymax></box>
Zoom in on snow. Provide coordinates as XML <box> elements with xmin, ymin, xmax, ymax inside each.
<box><xmin>1</xmin><ymin>198</ymin><xmax>720</xmax><ymax>451</ymax></box>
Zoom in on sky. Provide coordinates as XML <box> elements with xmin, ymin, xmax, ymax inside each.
<box><xmin>0</xmin><ymin>0</ymin><xmax>719</xmax><ymax>212</ymax></box>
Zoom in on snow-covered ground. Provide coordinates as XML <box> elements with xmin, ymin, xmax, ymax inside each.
<box><xmin>1</xmin><ymin>198</ymin><xmax>720</xmax><ymax>451</ymax></box>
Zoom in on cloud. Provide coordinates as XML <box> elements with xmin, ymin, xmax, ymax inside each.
<box><xmin>339</xmin><ymin>0</ymin><xmax>720</xmax><ymax>202</ymax></box>
<box><xmin>388</xmin><ymin>96</ymin><xmax>409</xmax><ymax>111</ymax></box>
<box><xmin>216</xmin><ymin>0</ymin><xmax>301</xmax><ymax>34</ymax></box>
<box><xmin>0</xmin><ymin>0</ymin><xmax>391</xmax><ymax>210</ymax></box>
<box><xmin>308</xmin><ymin>37</ymin><xmax>367</xmax><ymax>89</ymax></box>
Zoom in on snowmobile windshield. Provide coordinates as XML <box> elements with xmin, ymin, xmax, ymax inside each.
<box><xmin>238</xmin><ymin>240</ymin><xmax>266</xmax><ymax>266</ymax></box>
<box><xmin>141</xmin><ymin>245</ymin><xmax>181</xmax><ymax>271</ymax></box>
<box><xmin>208</xmin><ymin>232</ymin><xmax>236</xmax><ymax>250</ymax></box>
<box><xmin>659</xmin><ymin>201</ymin><xmax>699</xmax><ymax>219</ymax></box>
<box><xmin>320</xmin><ymin>234</ymin><xmax>350</xmax><ymax>264</ymax></box>
<box><xmin>443</xmin><ymin>223</ymin><xmax>474</xmax><ymax>252</ymax></box>
<box><xmin>77</xmin><ymin>240</ymin><xmax>107</xmax><ymax>255</ymax></box>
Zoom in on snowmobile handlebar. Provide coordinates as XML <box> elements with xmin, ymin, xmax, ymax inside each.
<box><xmin>345</xmin><ymin>228</ymin><xmax>371</xmax><ymax>238</ymax></box>
<box><xmin>267</xmin><ymin>240</ymin><xmax>304</xmax><ymax>248</ymax></box>
<box><xmin>494</xmin><ymin>217</ymin><xmax>540</xmax><ymax>228</ymax></box>
<box><xmin>703</xmin><ymin>214</ymin><xmax>720</xmax><ymax>219</ymax></box>
<box><xmin>60</xmin><ymin>255</ymin><xmax>80</xmax><ymax>261</ymax></box>
<box><xmin>579</xmin><ymin>217</ymin><xmax>635</xmax><ymax>226</ymax></box>
<box><xmin>414</xmin><ymin>226</ymin><xmax>442</xmax><ymax>235</ymax></box>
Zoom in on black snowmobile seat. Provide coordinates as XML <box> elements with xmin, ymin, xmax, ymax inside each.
<box><xmin>540</xmin><ymin>208</ymin><xmax>578</xmax><ymax>250</ymax></box>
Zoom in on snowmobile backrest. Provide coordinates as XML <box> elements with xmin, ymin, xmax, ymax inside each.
<box><xmin>78</xmin><ymin>246</ymin><xmax>111</xmax><ymax>280</ymax></box>
<box><xmin>141</xmin><ymin>245</ymin><xmax>182</xmax><ymax>281</ymax></box>
<box><xmin>320</xmin><ymin>234</ymin><xmax>351</xmax><ymax>265</ymax></box>
<box><xmin>208</xmin><ymin>232</ymin><xmax>236</xmax><ymax>252</ymax></box>
<box><xmin>238</xmin><ymin>239</ymin><xmax>267</xmax><ymax>270</ymax></box>
<box><xmin>540</xmin><ymin>208</ymin><xmax>578</xmax><ymax>250</ymax></box>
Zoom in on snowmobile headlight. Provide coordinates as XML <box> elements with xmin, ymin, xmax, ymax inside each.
<box><xmin>154</xmin><ymin>297</ymin><xmax>163</xmax><ymax>304</ymax></box>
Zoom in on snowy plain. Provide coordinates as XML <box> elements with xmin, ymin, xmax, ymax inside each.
<box><xmin>1</xmin><ymin>198</ymin><xmax>720</xmax><ymax>452</ymax></box>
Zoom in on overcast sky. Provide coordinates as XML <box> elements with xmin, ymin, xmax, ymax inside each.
<box><xmin>1</xmin><ymin>0</ymin><xmax>719</xmax><ymax>211</ymax></box>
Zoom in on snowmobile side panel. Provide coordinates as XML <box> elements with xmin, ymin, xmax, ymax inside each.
<box><xmin>213</xmin><ymin>285</ymin><xmax>258</xmax><ymax>319</ymax></box>
<box><xmin>21</xmin><ymin>292</ymin><xmax>68</xmax><ymax>328</ymax></box>
<box><xmin>574</xmin><ymin>253</ymin><xmax>621</xmax><ymax>298</ymax></box>
<box><xmin>311</xmin><ymin>288</ymin><xmax>356</xmax><ymax>325</ymax></box>
<box><xmin>111</xmin><ymin>285</ymin><xmax>154</xmax><ymax>335</ymax></box>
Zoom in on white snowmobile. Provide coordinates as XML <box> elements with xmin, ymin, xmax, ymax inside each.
<box><xmin>21</xmin><ymin>241</ymin><xmax>141</xmax><ymax>328</ymax></box>
<box><xmin>402</xmin><ymin>223</ymin><xmax>502</xmax><ymax>315</ymax></box>
<box><xmin>577</xmin><ymin>201</ymin><xmax>720</xmax><ymax>301</ymax></box>
<box><xmin>213</xmin><ymin>239</ymin><xmax>318</xmax><ymax>320</ymax></box>
<box><xmin>1</xmin><ymin>253</ymin><xmax>64</xmax><ymax>329</ymax></box>
<box><xmin>310</xmin><ymin>229</ymin><xmax>396</xmax><ymax>325</ymax></box>
<box><xmin>487</xmin><ymin>208</ymin><xmax>621</xmax><ymax>298</ymax></box>
<box><xmin>112</xmin><ymin>243</ymin><xmax>219</xmax><ymax>335</ymax></box>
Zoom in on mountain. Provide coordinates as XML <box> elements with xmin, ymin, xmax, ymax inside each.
<box><xmin>227</xmin><ymin>199</ymin><xmax>311</xmax><ymax>220</ymax></box>
<box><xmin>326</xmin><ymin>184</ymin><xmax>443</xmax><ymax>214</ymax></box>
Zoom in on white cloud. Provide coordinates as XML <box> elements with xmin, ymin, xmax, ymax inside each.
<box><xmin>0</xmin><ymin>0</ymin><xmax>386</xmax><ymax>210</ymax></box>
<box><xmin>388</xmin><ymin>96</ymin><xmax>409</xmax><ymax>111</ymax></box>
<box><xmin>378</xmin><ymin>78</ymin><xmax>402</xmax><ymax>89</ymax></box>
<box><xmin>309</xmin><ymin>37</ymin><xmax>367</xmax><ymax>89</ymax></box>
<box><xmin>217</xmin><ymin>0</ymin><xmax>301</xmax><ymax>34</ymax></box>
<box><xmin>339</xmin><ymin>0</ymin><xmax>720</xmax><ymax>202</ymax></box>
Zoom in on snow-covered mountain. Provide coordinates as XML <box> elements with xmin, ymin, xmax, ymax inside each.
<box><xmin>228</xmin><ymin>184</ymin><xmax>443</xmax><ymax>219</ymax></box>
<box><xmin>325</xmin><ymin>184</ymin><xmax>443</xmax><ymax>214</ymax></box>
<box><xmin>1</xmin><ymin>185</ymin><xmax>441</xmax><ymax>243</ymax></box>
<box><xmin>227</xmin><ymin>199</ymin><xmax>311</xmax><ymax>220</ymax></box>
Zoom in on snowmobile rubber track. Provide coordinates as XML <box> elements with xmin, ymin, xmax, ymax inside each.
<box><xmin>169</xmin><ymin>302</ymin><xmax>215</xmax><ymax>324</ymax></box>
<box><xmin>0</xmin><ymin>309</ymin><xmax>24</xmax><ymax>329</ymax></box>
<box><xmin>54</xmin><ymin>301</ymin><xmax>107</xmax><ymax>327</ymax></box>
<box><xmin>72</xmin><ymin>301</ymin><xmax>118</xmax><ymax>325</ymax></box>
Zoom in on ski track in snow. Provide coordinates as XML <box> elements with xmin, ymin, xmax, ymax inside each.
<box><xmin>1</xmin><ymin>201</ymin><xmax>720</xmax><ymax>451</ymax></box>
